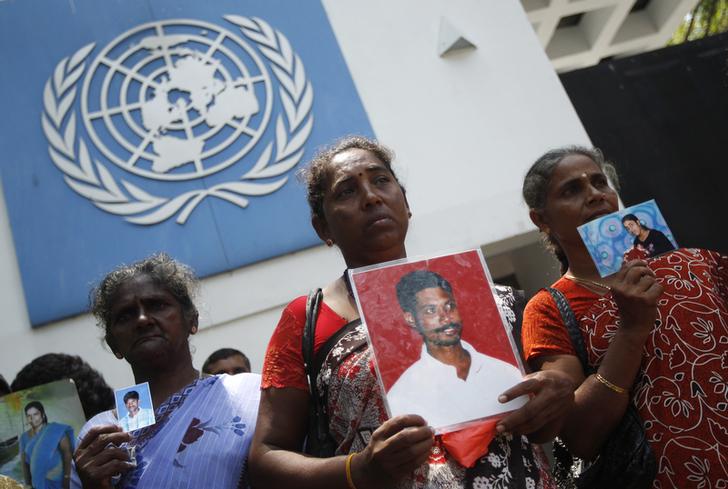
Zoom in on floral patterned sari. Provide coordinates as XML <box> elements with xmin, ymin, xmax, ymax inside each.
<box><xmin>71</xmin><ymin>374</ymin><xmax>260</xmax><ymax>489</ymax></box>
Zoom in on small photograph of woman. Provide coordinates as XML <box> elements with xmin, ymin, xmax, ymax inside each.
<box><xmin>19</xmin><ymin>401</ymin><xmax>74</xmax><ymax>489</ymax></box>
<box><xmin>621</xmin><ymin>213</ymin><xmax>675</xmax><ymax>257</ymax></box>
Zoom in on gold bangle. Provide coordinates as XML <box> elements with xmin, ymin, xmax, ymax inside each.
<box><xmin>595</xmin><ymin>372</ymin><xmax>627</xmax><ymax>394</ymax></box>
<box><xmin>345</xmin><ymin>452</ymin><xmax>358</xmax><ymax>489</ymax></box>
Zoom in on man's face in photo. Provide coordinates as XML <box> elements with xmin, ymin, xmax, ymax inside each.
<box><xmin>409</xmin><ymin>287</ymin><xmax>463</xmax><ymax>347</ymax></box>
<box><xmin>125</xmin><ymin>397</ymin><xmax>139</xmax><ymax>415</ymax></box>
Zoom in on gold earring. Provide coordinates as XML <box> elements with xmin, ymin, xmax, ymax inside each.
<box><xmin>325</xmin><ymin>239</ymin><xmax>334</xmax><ymax>247</ymax></box>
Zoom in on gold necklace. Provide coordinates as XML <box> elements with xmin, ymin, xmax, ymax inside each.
<box><xmin>564</xmin><ymin>273</ymin><xmax>611</xmax><ymax>293</ymax></box>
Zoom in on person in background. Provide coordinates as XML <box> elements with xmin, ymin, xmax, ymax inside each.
<box><xmin>202</xmin><ymin>348</ymin><xmax>252</xmax><ymax>375</ymax></box>
<box><xmin>11</xmin><ymin>353</ymin><xmax>114</xmax><ymax>420</ymax></box>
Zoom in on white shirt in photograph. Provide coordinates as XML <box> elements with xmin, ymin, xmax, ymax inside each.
<box><xmin>119</xmin><ymin>407</ymin><xmax>155</xmax><ymax>431</ymax></box>
<box><xmin>387</xmin><ymin>340</ymin><xmax>526</xmax><ymax>430</ymax></box>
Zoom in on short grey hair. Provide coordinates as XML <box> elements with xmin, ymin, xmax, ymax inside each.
<box><xmin>90</xmin><ymin>253</ymin><xmax>199</xmax><ymax>332</ymax></box>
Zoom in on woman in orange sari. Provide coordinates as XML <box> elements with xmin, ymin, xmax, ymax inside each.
<box><xmin>521</xmin><ymin>146</ymin><xmax>728</xmax><ymax>488</ymax></box>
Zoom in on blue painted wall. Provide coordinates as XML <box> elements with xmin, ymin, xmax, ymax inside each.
<box><xmin>0</xmin><ymin>0</ymin><xmax>373</xmax><ymax>325</ymax></box>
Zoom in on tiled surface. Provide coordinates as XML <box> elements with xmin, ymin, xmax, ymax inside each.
<box><xmin>522</xmin><ymin>0</ymin><xmax>698</xmax><ymax>72</ymax></box>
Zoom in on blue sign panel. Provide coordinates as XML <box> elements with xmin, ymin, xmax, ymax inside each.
<box><xmin>0</xmin><ymin>0</ymin><xmax>373</xmax><ymax>325</ymax></box>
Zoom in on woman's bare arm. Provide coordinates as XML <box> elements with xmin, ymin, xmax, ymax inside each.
<box><xmin>60</xmin><ymin>435</ymin><xmax>72</xmax><ymax>489</ymax></box>
<box><xmin>20</xmin><ymin>442</ymin><xmax>31</xmax><ymax>485</ymax></box>
<box><xmin>496</xmin><ymin>368</ymin><xmax>575</xmax><ymax>443</ymax></box>
<box><xmin>248</xmin><ymin>387</ymin><xmax>434</xmax><ymax>489</ymax></box>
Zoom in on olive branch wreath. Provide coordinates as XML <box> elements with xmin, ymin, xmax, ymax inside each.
<box><xmin>42</xmin><ymin>16</ymin><xmax>314</xmax><ymax>225</ymax></box>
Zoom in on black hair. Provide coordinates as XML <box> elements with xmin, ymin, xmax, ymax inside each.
<box><xmin>299</xmin><ymin>135</ymin><xmax>405</xmax><ymax>220</ymax></box>
<box><xmin>123</xmin><ymin>390</ymin><xmax>140</xmax><ymax>403</ymax></box>
<box><xmin>396</xmin><ymin>270</ymin><xmax>453</xmax><ymax>315</ymax></box>
<box><xmin>202</xmin><ymin>348</ymin><xmax>251</xmax><ymax>374</ymax></box>
<box><xmin>0</xmin><ymin>375</ymin><xmax>9</xmax><ymax>397</ymax></box>
<box><xmin>621</xmin><ymin>213</ymin><xmax>648</xmax><ymax>229</ymax></box>
<box><xmin>24</xmin><ymin>401</ymin><xmax>48</xmax><ymax>425</ymax></box>
<box><xmin>11</xmin><ymin>353</ymin><xmax>114</xmax><ymax>419</ymax></box>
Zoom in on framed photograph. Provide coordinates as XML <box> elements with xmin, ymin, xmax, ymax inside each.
<box><xmin>349</xmin><ymin>249</ymin><xmax>527</xmax><ymax>434</ymax></box>
<box><xmin>577</xmin><ymin>199</ymin><xmax>678</xmax><ymax>277</ymax></box>
<box><xmin>114</xmin><ymin>382</ymin><xmax>155</xmax><ymax>432</ymax></box>
<box><xmin>0</xmin><ymin>379</ymin><xmax>86</xmax><ymax>485</ymax></box>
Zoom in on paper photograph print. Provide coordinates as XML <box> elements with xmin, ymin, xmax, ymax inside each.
<box><xmin>0</xmin><ymin>379</ymin><xmax>86</xmax><ymax>486</ymax></box>
<box><xmin>350</xmin><ymin>249</ymin><xmax>527</xmax><ymax>433</ymax></box>
<box><xmin>577</xmin><ymin>199</ymin><xmax>678</xmax><ymax>277</ymax></box>
<box><xmin>115</xmin><ymin>382</ymin><xmax>155</xmax><ymax>432</ymax></box>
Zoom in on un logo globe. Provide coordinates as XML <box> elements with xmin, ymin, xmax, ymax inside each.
<box><xmin>44</xmin><ymin>15</ymin><xmax>313</xmax><ymax>225</ymax></box>
<box><xmin>80</xmin><ymin>19</ymin><xmax>273</xmax><ymax>181</ymax></box>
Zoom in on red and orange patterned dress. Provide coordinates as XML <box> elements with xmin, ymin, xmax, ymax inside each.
<box><xmin>523</xmin><ymin>248</ymin><xmax>728</xmax><ymax>488</ymax></box>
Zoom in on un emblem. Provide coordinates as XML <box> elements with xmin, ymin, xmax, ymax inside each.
<box><xmin>42</xmin><ymin>16</ymin><xmax>314</xmax><ymax>225</ymax></box>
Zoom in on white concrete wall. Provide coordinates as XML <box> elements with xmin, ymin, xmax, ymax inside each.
<box><xmin>0</xmin><ymin>0</ymin><xmax>590</xmax><ymax>390</ymax></box>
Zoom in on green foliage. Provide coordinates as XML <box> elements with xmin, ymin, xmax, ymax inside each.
<box><xmin>669</xmin><ymin>0</ymin><xmax>728</xmax><ymax>45</ymax></box>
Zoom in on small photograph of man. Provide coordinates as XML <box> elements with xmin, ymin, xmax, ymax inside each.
<box><xmin>202</xmin><ymin>348</ymin><xmax>251</xmax><ymax>376</ymax></box>
<box><xmin>114</xmin><ymin>383</ymin><xmax>155</xmax><ymax>432</ymax></box>
<box><xmin>350</xmin><ymin>250</ymin><xmax>527</xmax><ymax>433</ymax></box>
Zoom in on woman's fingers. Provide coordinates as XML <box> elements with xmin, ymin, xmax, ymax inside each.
<box><xmin>621</xmin><ymin>262</ymin><xmax>653</xmax><ymax>286</ymax></box>
<box><xmin>77</xmin><ymin>425</ymin><xmax>124</xmax><ymax>450</ymax></box>
<box><xmin>388</xmin><ymin>436</ymin><xmax>434</xmax><ymax>476</ymax></box>
<box><xmin>360</xmin><ymin>414</ymin><xmax>434</xmax><ymax>484</ymax></box>
<box><xmin>644</xmin><ymin>280</ymin><xmax>664</xmax><ymax>302</ymax></box>
<box><xmin>74</xmin><ymin>424</ymin><xmax>135</xmax><ymax>486</ymax></box>
<box><xmin>76</xmin><ymin>445</ymin><xmax>130</xmax><ymax>468</ymax></box>
<box><xmin>497</xmin><ymin>371</ymin><xmax>574</xmax><ymax>435</ymax></box>
<box><xmin>611</xmin><ymin>259</ymin><xmax>664</xmax><ymax>333</ymax></box>
<box><xmin>498</xmin><ymin>377</ymin><xmax>540</xmax><ymax>402</ymax></box>
<box><xmin>85</xmin><ymin>431</ymin><xmax>132</xmax><ymax>457</ymax></box>
<box><xmin>380</xmin><ymin>425</ymin><xmax>433</xmax><ymax>458</ymax></box>
<box><xmin>503</xmin><ymin>401</ymin><xmax>564</xmax><ymax>435</ymax></box>
<box><xmin>79</xmin><ymin>456</ymin><xmax>134</xmax><ymax>482</ymax></box>
<box><xmin>371</xmin><ymin>414</ymin><xmax>427</xmax><ymax>442</ymax></box>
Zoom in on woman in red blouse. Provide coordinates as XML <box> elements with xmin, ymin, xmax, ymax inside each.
<box><xmin>521</xmin><ymin>146</ymin><xmax>728</xmax><ymax>488</ymax></box>
<box><xmin>248</xmin><ymin>136</ymin><xmax>574</xmax><ymax>489</ymax></box>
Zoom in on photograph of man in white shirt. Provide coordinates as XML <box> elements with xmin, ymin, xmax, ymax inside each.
<box><xmin>118</xmin><ymin>389</ymin><xmax>155</xmax><ymax>432</ymax></box>
<box><xmin>387</xmin><ymin>270</ymin><xmax>526</xmax><ymax>430</ymax></box>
